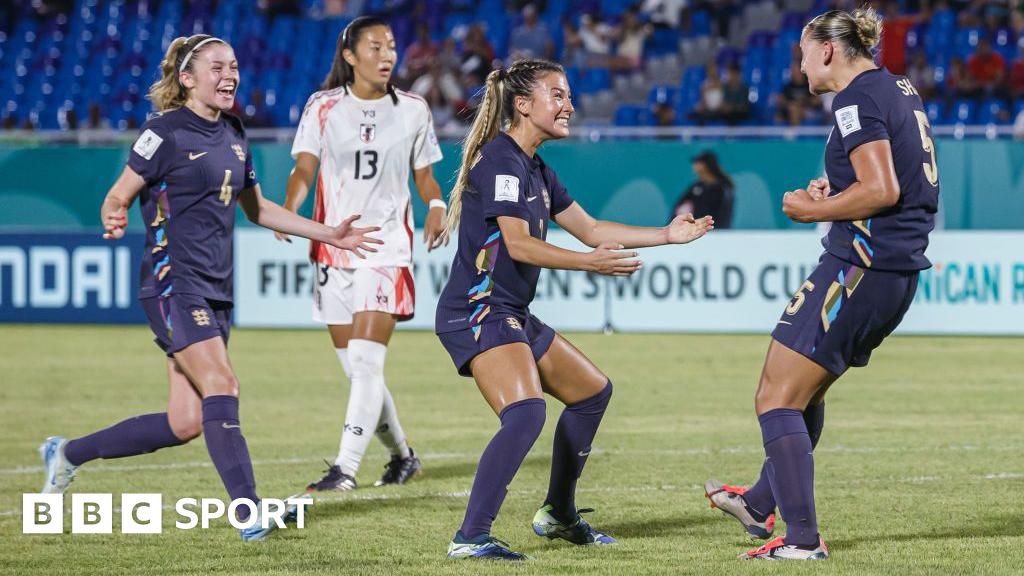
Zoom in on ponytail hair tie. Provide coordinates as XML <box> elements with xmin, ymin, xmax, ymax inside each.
<box><xmin>496</xmin><ymin>67</ymin><xmax>507</xmax><ymax>81</ymax></box>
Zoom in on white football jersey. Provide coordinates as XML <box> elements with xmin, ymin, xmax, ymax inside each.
<box><xmin>291</xmin><ymin>87</ymin><xmax>443</xmax><ymax>268</ymax></box>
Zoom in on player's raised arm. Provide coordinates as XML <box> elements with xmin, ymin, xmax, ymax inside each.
<box><xmin>238</xmin><ymin>183</ymin><xmax>382</xmax><ymax>258</ymax></box>
<box><xmin>100</xmin><ymin>166</ymin><xmax>146</xmax><ymax>240</ymax></box>
<box><xmin>783</xmin><ymin>141</ymin><xmax>900</xmax><ymax>223</ymax></box>
<box><xmin>553</xmin><ymin>201</ymin><xmax>713</xmax><ymax>249</ymax></box>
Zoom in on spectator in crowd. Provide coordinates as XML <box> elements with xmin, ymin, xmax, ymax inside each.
<box><xmin>1009</xmin><ymin>51</ymin><xmax>1024</xmax><ymax>99</ymax></box>
<box><xmin>460</xmin><ymin>24</ymin><xmax>494</xmax><ymax>81</ymax></box>
<box><xmin>401</xmin><ymin>22</ymin><xmax>438</xmax><ymax>86</ymax></box>
<box><xmin>878</xmin><ymin>0</ymin><xmax>925</xmax><ymax>75</ymax></box>
<box><xmin>653</xmin><ymin>101</ymin><xmax>677</xmax><ymax>127</ymax></box>
<box><xmin>508</xmin><ymin>4</ymin><xmax>554</xmax><ymax>60</ymax></box>
<box><xmin>561</xmin><ymin>16</ymin><xmax>587</xmax><ymax>68</ymax></box>
<box><xmin>691</xmin><ymin>63</ymin><xmax>724</xmax><ymax>125</ymax></box>
<box><xmin>906</xmin><ymin>50</ymin><xmax>937</xmax><ymax>101</ymax></box>
<box><xmin>947</xmin><ymin>56</ymin><xmax>981</xmax><ymax>100</ymax></box>
<box><xmin>719</xmin><ymin>63</ymin><xmax>750</xmax><ymax>125</ymax></box>
<box><xmin>411</xmin><ymin>60</ymin><xmax>463</xmax><ymax>127</ymax></box>
<box><xmin>966</xmin><ymin>37</ymin><xmax>1007</xmax><ymax>97</ymax></box>
<box><xmin>612</xmin><ymin>8</ymin><xmax>652</xmax><ymax>71</ymax></box>
<box><xmin>672</xmin><ymin>150</ymin><xmax>734</xmax><ymax>229</ymax></box>
<box><xmin>578</xmin><ymin>14</ymin><xmax>613</xmax><ymax>66</ymax></box>
<box><xmin>642</xmin><ymin>0</ymin><xmax>685</xmax><ymax>29</ymax></box>
<box><xmin>86</xmin><ymin>103</ymin><xmax>111</xmax><ymax>130</ymax></box>
<box><xmin>776</xmin><ymin>66</ymin><xmax>811</xmax><ymax>126</ymax></box>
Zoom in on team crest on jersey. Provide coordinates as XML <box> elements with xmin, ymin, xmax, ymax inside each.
<box><xmin>231</xmin><ymin>144</ymin><xmax>246</xmax><ymax>161</ymax></box>
<box><xmin>506</xmin><ymin>317</ymin><xmax>523</xmax><ymax>331</ymax></box>
<box><xmin>360</xmin><ymin>123</ymin><xmax>376</xmax><ymax>143</ymax></box>
<box><xmin>192</xmin><ymin>309</ymin><xmax>211</xmax><ymax>327</ymax></box>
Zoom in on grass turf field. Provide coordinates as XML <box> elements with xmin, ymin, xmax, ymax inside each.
<box><xmin>1</xmin><ymin>325</ymin><xmax>1022</xmax><ymax>575</ymax></box>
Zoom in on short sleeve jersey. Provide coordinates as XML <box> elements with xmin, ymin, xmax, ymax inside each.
<box><xmin>291</xmin><ymin>87</ymin><xmax>443</xmax><ymax>269</ymax></box>
<box><xmin>128</xmin><ymin>107</ymin><xmax>257</xmax><ymax>302</ymax></box>
<box><xmin>823</xmin><ymin>67</ymin><xmax>939</xmax><ymax>271</ymax></box>
<box><xmin>435</xmin><ymin>133</ymin><xmax>575</xmax><ymax>334</ymax></box>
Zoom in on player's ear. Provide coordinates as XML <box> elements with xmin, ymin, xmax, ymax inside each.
<box><xmin>342</xmin><ymin>47</ymin><xmax>357</xmax><ymax>67</ymax></box>
<box><xmin>822</xmin><ymin>40</ymin><xmax>834</xmax><ymax>66</ymax></box>
<box><xmin>178</xmin><ymin>71</ymin><xmax>195</xmax><ymax>90</ymax></box>
<box><xmin>514</xmin><ymin>93</ymin><xmax>532</xmax><ymax>118</ymax></box>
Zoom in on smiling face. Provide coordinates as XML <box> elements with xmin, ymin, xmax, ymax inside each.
<box><xmin>180</xmin><ymin>42</ymin><xmax>239</xmax><ymax>113</ymax></box>
<box><xmin>515</xmin><ymin>71</ymin><xmax>574</xmax><ymax>140</ymax></box>
<box><xmin>345</xmin><ymin>25</ymin><xmax>397</xmax><ymax>93</ymax></box>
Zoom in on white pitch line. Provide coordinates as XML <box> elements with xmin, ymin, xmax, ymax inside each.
<box><xmin>2</xmin><ymin>443</ymin><xmax>1020</xmax><ymax>477</ymax></box>
<box><xmin>1</xmin><ymin>471</ymin><xmax>1022</xmax><ymax>524</ymax></box>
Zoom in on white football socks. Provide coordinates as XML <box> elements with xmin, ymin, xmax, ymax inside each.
<box><xmin>333</xmin><ymin>341</ymin><xmax>410</xmax><ymax>476</ymax></box>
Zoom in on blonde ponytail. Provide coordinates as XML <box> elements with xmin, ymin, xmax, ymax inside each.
<box><xmin>851</xmin><ymin>7</ymin><xmax>882</xmax><ymax>52</ymax></box>
<box><xmin>147</xmin><ymin>34</ymin><xmax>226</xmax><ymax>111</ymax></box>
<box><xmin>443</xmin><ymin>69</ymin><xmax>505</xmax><ymax>238</ymax></box>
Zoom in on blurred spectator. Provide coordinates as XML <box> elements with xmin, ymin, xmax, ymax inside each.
<box><xmin>641</xmin><ymin>0</ymin><xmax>685</xmax><ymax>29</ymax></box>
<box><xmin>906</xmin><ymin>51</ymin><xmax>937</xmax><ymax>101</ymax></box>
<box><xmin>653</xmin><ymin>102</ymin><xmax>677</xmax><ymax>126</ymax></box>
<box><xmin>719</xmin><ymin>63</ymin><xmax>750</xmax><ymax>125</ymax></box>
<box><xmin>411</xmin><ymin>61</ymin><xmax>463</xmax><ymax>127</ymax></box>
<box><xmin>401</xmin><ymin>22</ymin><xmax>438</xmax><ymax>86</ymax></box>
<box><xmin>243</xmin><ymin>90</ymin><xmax>273</xmax><ymax>128</ymax></box>
<box><xmin>460</xmin><ymin>25</ymin><xmax>494</xmax><ymax>79</ymax></box>
<box><xmin>87</xmin><ymin>103</ymin><xmax>111</xmax><ymax>130</ymax></box>
<box><xmin>561</xmin><ymin>17</ymin><xmax>587</xmax><ymax>68</ymax></box>
<box><xmin>439</xmin><ymin>38</ymin><xmax>461</xmax><ymax>72</ymax></box>
<box><xmin>2</xmin><ymin>115</ymin><xmax>15</xmax><ymax>130</ymax></box>
<box><xmin>259</xmin><ymin>0</ymin><xmax>301</xmax><ymax>17</ymax></box>
<box><xmin>776</xmin><ymin>66</ymin><xmax>811</xmax><ymax>126</ymax></box>
<box><xmin>966</xmin><ymin>37</ymin><xmax>1007</xmax><ymax>97</ymax></box>
<box><xmin>1010</xmin><ymin>52</ymin><xmax>1024</xmax><ymax>100</ymax></box>
<box><xmin>878</xmin><ymin>1</ymin><xmax>924</xmax><ymax>75</ymax></box>
<box><xmin>509</xmin><ymin>4</ymin><xmax>554</xmax><ymax>60</ymax></box>
<box><xmin>63</xmin><ymin>108</ymin><xmax>79</xmax><ymax>131</ymax></box>
<box><xmin>672</xmin><ymin>151</ymin><xmax>734</xmax><ymax>229</ymax></box>
<box><xmin>691</xmin><ymin>64</ymin><xmax>724</xmax><ymax>125</ymax></box>
<box><xmin>579</xmin><ymin>14</ymin><xmax>613</xmax><ymax>66</ymax></box>
<box><xmin>612</xmin><ymin>8</ymin><xmax>652</xmax><ymax>71</ymax></box>
<box><xmin>946</xmin><ymin>56</ymin><xmax>981</xmax><ymax>100</ymax></box>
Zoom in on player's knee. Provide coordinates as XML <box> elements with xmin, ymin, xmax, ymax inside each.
<box><xmin>348</xmin><ymin>339</ymin><xmax>387</xmax><ymax>380</ymax></box>
<box><xmin>169</xmin><ymin>412</ymin><xmax>203</xmax><ymax>442</ymax></box>
<box><xmin>500</xmin><ymin>397</ymin><xmax>546</xmax><ymax>440</ymax></box>
<box><xmin>197</xmin><ymin>371</ymin><xmax>240</xmax><ymax>397</ymax></box>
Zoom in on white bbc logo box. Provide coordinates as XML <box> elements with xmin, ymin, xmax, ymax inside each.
<box><xmin>23</xmin><ymin>494</ymin><xmax>163</xmax><ymax>534</ymax></box>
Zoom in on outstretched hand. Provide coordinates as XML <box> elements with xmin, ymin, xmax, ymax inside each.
<box><xmin>666</xmin><ymin>213</ymin><xmax>714</xmax><ymax>244</ymax></box>
<box><xmin>587</xmin><ymin>241</ymin><xmax>642</xmax><ymax>277</ymax></box>
<box><xmin>326</xmin><ymin>214</ymin><xmax>384</xmax><ymax>258</ymax></box>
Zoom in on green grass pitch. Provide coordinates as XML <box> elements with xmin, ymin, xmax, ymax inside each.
<box><xmin>1</xmin><ymin>325</ymin><xmax>1022</xmax><ymax>575</ymax></box>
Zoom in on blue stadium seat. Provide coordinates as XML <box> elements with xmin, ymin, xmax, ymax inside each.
<box><xmin>954</xmin><ymin>27</ymin><xmax>983</xmax><ymax>59</ymax></box>
<box><xmin>613</xmin><ymin>104</ymin><xmax>649</xmax><ymax>126</ymax></box>
<box><xmin>952</xmin><ymin>99</ymin><xmax>977</xmax><ymax>124</ymax></box>
<box><xmin>647</xmin><ymin>85</ymin><xmax>678</xmax><ymax>107</ymax></box>
<box><xmin>925</xmin><ymin>100</ymin><xmax>945</xmax><ymax>125</ymax></box>
<box><xmin>978</xmin><ymin>99</ymin><xmax>1007</xmax><ymax>124</ymax></box>
<box><xmin>992</xmin><ymin>27</ymin><xmax>1016</xmax><ymax>61</ymax></box>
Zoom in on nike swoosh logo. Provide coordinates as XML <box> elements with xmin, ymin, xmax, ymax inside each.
<box><xmin>222</xmin><ymin>422</ymin><xmax>241</xmax><ymax>429</ymax></box>
<box><xmin>189</xmin><ymin>151</ymin><xmax>208</xmax><ymax>160</ymax></box>
<box><xmin>526</xmin><ymin>195</ymin><xmax>538</xmax><ymax>202</ymax></box>
<box><xmin>578</xmin><ymin>449</ymin><xmax>591</xmax><ymax>457</ymax></box>
<box><xmin>777</xmin><ymin>320</ymin><xmax>792</xmax><ymax>325</ymax></box>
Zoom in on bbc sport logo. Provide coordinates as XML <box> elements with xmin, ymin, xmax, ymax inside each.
<box><xmin>22</xmin><ymin>494</ymin><xmax>313</xmax><ymax>534</ymax></box>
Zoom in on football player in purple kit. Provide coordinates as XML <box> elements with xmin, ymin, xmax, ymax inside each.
<box><xmin>436</xmin><ymin>59</ymin><xmax>714</xmax><ymax>560</ymax></box>
<box><xmin>37</xmin><ymin>34</ymin><xmax>381</xmax><ymax>541</ymax></box>
<box><xmin>704</xmin><ymin>8</ymin><xmax>939</xmax><ymax>560</ymax></box>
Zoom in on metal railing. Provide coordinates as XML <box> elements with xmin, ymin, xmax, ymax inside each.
<box><xmin>0</xmin><ymin>123</ymin><xmax>1017</xmax><ymax>144</ymax></box>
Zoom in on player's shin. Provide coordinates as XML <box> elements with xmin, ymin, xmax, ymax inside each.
<box><xmin>744</xmin><ymin>402</ymin><xmax>825</xmax><ymax>518</ymax></box>
<box><xmin>335</xmin><ymin>339</ymin><xmax>387</xmax><ymax>475</ymax></box>
<box><xmin>459</xmin><ymin>398</ymin><xmax>546</xmax><ymax>539</ymax></box>
<box><xmin>544</xmin><ymin>381</ymin><xmax>612</xmax><ymax>520</ymax></box>
<box><xmin>202</xmin><ymin>395</ymin><xmax>259</xmax><ymax>518</ymax></box>
<box><xmin>759</xmin><ymin>408</ymin><xmax>819</xmax><ymax>547</ymax></box>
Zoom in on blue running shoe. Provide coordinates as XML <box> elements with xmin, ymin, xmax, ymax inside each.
<box><xmin>447</xmin><ymin>531</ymin><xmax>529</xmax><ymax>560</ymax></box>
<box><xmin>39</xmin><ymin>436</ymin><xmax>77</xmax><ymax>494</ymax></box>
<box><xmin>532</xmin><ymin>505</ymin><xmax>617</xmax><ymax>545</ymax></box>
<box><xmin>239</xmin><ymin>497</ymin><xmax>306</xmax><ymax>542</ymax></box>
